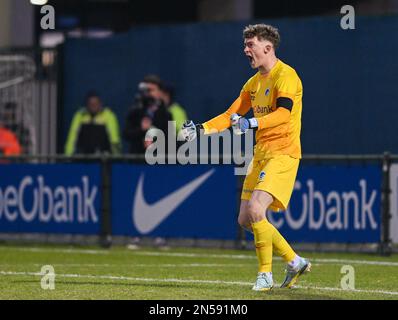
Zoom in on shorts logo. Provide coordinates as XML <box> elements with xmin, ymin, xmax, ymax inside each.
<box><xmin>259</xmin><ymin>171</ymin><xmax>266</xmax><ymax>181</ymax></box>
<box><xmin>265</xmin><ymin>88</ymin><xmax>270</xmax><ymax>96</ymax></box>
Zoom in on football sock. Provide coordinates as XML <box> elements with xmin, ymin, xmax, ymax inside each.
<box><xmin>252</xmin><ymin>219</ymin><xmax>273</xmax><ymax>273</ymax></box>
<box><xmin>270</xmin><ymin>224</ymin><xmax>297</xmax><ymax>263</ymax></box>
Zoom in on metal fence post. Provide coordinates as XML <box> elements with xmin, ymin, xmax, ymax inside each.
<box><xmin>100</xmin><ymin>154</ymin><xmax>112</xmax><ymax>248</ymax></box>
<box><xmin>379</xmin><ymin>152</ymin><xmax>392</xmax><ymax>256</ymax></box>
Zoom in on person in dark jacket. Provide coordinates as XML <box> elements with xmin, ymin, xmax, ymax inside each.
<box><xmin>124</xmin><ymin>75</ymin><xmax>172</xmax><ymax>154</ymax></box>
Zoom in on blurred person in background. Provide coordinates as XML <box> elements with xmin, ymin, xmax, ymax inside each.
<box><xmin>160</xmin><ymin>83</ymin><xmax>187</xmax><ymax>135</ymax></box>
<box><xmin>123</xmin><ymin>75</ymin><xmax>172</xmax><ymax>154</ymax></box>
<box><xmin>65</xmin><ymin>91</ymin><xmax>121</xmax><ymax>155</ymax></box>
<box><xmin>2</xmin><ymin>102</ymin><xmax>31</xmax><ymax>153</ymax></box>
<box><xmin>0</xmin><ymin>112</ymin><xmax>22</xmax><ymax>156</ymax></box>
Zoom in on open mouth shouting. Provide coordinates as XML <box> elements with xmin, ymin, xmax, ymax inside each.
<box><xmin>247</xmin><ymin>55</ymin><xmax>254</xmax><ymax>66</ymax></box>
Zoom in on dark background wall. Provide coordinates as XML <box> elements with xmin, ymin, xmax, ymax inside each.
<box><xmin>61</xmin><ymin>14</ymin><xmax>398</xmax><ymax>154</ymax></box>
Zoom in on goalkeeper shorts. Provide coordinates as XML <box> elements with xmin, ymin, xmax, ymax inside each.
<box><xmin>241</xmin><ymin>154</ymin><xmax>300</xmax><ymax>211</ymax></box>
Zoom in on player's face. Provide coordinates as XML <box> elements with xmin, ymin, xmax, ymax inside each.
<box><xmin>243</xmin><ymin>37</ymin><xmax>271</xmax><ymax>69</ymax></box>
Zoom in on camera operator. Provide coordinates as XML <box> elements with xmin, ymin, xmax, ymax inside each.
<box><xmin>123</xmin><ymin>75</ymin><xmax>172</xmax><ymax>154</ymax></box>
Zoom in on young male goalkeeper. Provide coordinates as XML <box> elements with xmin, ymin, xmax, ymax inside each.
<box><xmin>180</xmin><ymin>24</ymin><xmax>311</xmax><ymax>291</ymax></box>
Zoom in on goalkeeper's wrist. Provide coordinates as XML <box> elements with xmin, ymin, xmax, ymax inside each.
<box><xmin>194</xmin><ymin>123</ymin><xmax>204</xmax><ymax>136</ymax></box>
<box><xmin>199</xmin><ymin>123</ymin><xmax>212</xmax><ymax>135</ymax></box>
<box><xmin>248</xmin><ymin>118</ymin><xmax>258</xmax><ymax>129</ymax></box>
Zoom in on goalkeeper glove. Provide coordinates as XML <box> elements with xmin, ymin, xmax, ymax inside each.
<box><xmin>180</xmin><ymin>120</ymin><xmax>203</xmax><ymax>142</ymax></box>
<box><xmin>230</xmin><ymin>113</ymin><xmax>258</xmax><ymax>135</ymax></box>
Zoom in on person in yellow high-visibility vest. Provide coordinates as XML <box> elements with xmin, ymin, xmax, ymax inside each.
<box><xmin>160</xmin><ymin>83</ymin><xmax>188</xmax><ymax>135</ymax></box>
<box><xmin>65</xmin><ymin>92</ymin><xmax>121</xmax><ymax>155</ymax></box>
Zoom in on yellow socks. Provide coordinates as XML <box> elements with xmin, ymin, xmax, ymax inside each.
<box><xmin>251</xmin><ymin>219</ymin><xmax>297</xmax><ymax>272</ymax></box>
<box><xmin>270</xmin><ymin>224</ymin><xmax>296</xmax><ymax>263</ymax></box>
<box><xmin>251</xmin><ymin>219</ymin><xmax>273</xmax><ymax>273</ymax></box>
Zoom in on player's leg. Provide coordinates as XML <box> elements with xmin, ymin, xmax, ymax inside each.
<box><xmin>274</xmin><ymin>223</ymin><xmax>311</xmax><ymax>288</ymax></box>
<box><xmin>240</xmin><ymin>202</ymin><xmax>298</xmax><ymax>264</ymax></box>
<box><xmin>246</xmin><ymin>190</ymin><xmax>275</xmax><ymax>291</ymax></box>
<box><xmin>237</xmin><ymin>200</ymin><xmax>252</xmax><ymax>232</ymax></box>
<box><xmin>266</xmin><ymin>215</ymin><xmax>311</xmax><ymax>288</ymax></box>
<box><xmin>241</xmin><ymin>195</ymin><xmax>301</xmax><ymax>274</ymax></box>
<box><xmin>247</xmin><ymin>191</ymin><xmax>273</xmax><ymax>273</ymax></box>
<box><xmin>238</xmin><ymin>158</ymin><xmax>258</xmax><ymax>232</ymax></box>
<box><xmin>255</xmin><ymin>155</ymin><xmax>311</xmax><ymax>288</ymax></box>
<box><xmin>239</xmin><ymin>159</ymin><xmax>273</xmax><ymax>291</ymax></box>
<box><xmin>263</xmin><ymin>211</ymin><xmax>311</xmax><ymax>288</ymax></box>
<box><xmin>239</xmin><ymin>194</ymin><xmax>298</xmax><ymax>268</ymax></box>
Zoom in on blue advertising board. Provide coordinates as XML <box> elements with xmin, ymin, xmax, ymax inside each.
<box><xmin>0</xmin><ymin>162</ymin><xmax>382</xmax><ymax>243</ymax></box>
<box><xmin>111</xmin><ymin>164</ymin><xmax>237</xmax><ymax>239</ymax></box>
<box><xmin>267</xmin><ymin>164</ymin><xmax>381</xmax><ymax>243</ymax></box>
<box><xmin>0</xmin><ymin>164</ymin><xmax>101</xmax><ymax>234</ymax></box>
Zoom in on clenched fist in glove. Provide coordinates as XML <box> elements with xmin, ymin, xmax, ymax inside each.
<box><xmin>180</xmin><ymin>120</ymin><xmax>204</xmax><ymax>142</ymax></box>
<box><xmin>230</xmin><ymin>113</ymin><xmax>258</xmax><ymax>135</ymax></box>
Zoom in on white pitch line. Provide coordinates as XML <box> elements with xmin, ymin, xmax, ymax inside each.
<box><xmin>133</xmin><ymin>251</ymin><xmax>255</xmax><ymax>259</ymax></box>
<box><xmin>131</xmin><ymin>252</ymin><xmax>398</xmax><ymax>267</ymax></box>
<box><xmin>10</xmin><ymin>247</ymin><xmax>109</xmax><ymax>255</ymax></box>
<box><xmin>1</xmin><ymin>270</ymin><xmax>398</xmax><ymax>297</ymax></box>
<box><xmin>3</xmin><ymin>246</ymin><xmax>398</xmax><ymax>267</ymax></box>
<box><xmin>0</xmin><ymin>263</ymin><xmax>252</xmax><ymax>268</ymax></box>
<box><xmin>310</xmin><ymin>258</ymin><xmax>398</xmax><ymax>267</ymax></box>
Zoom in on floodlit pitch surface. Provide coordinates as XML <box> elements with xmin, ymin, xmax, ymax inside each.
<box><xmin>0</xmin><ymin>244</ymin><xmax>397</xmax><ymax>300</ymax></box>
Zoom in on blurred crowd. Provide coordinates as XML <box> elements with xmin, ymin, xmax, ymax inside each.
<box><xmin>0</xmin><ymin>74</ymin><xmax>187</xmax><ymax>157</ymax></box>
<box><xmin>64</xmin><ymin>74</ymin><xmax>188</xmax><ymax>156</ymax></box>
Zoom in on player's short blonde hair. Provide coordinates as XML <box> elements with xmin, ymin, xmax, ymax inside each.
<box><xmin>243</xmin><ymin>24</ymin><xmax>280</xmax><ymax>49</ymax></box>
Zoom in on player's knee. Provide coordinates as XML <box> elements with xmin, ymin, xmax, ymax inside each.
<box><xmin>247</xmin><ymin>199</ymin><xmax>264</xmax><ymax>221</ymax></box>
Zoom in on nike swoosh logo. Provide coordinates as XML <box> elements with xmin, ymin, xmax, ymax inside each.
<box><xmin>133</xmin><ymin>169</ymin><xmax>215</xmax><ymax>234</ymax></box>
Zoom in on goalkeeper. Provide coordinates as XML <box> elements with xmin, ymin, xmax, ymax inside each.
<box><xmin>181</xmin><ymin>24</ymin><xmax>311</xmax><ymax>291</ymax></box>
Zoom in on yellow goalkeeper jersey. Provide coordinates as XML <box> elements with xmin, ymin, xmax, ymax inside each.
<box><xmin>203</xmin><ymin>59</ymin><xmax>303</xmax><ymax>159</ymax></box>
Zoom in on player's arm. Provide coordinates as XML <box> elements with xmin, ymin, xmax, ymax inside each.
<box><xmin>202</xmin><ymin>91</ymin><xmax>251</xmax><ymax>133</ymax></box>
<box><xmin>236</xmin><ymin>97</ymin><xmax>292</xmax><ymax>131</ymax></box>
<box><xmin>230</xmin><ymin>103</ymin><xmax>291</xmax><ymax>134</ymax></box>
<box><xmin>257</xmin><ymin>99</ymin><xmax>291</xmax><ymax>129</ymax></box>
<box><xmin>180</xmin><ymin>91</ymin><xmax>251</xmax><ymax>141</ymax></box>
<box><xmin>232</xmin><ymin>74</ymin><xmax>297</xmax><ymax>134</ymax></box>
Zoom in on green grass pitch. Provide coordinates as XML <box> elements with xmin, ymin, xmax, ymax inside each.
<box><xmin>0</xmin><ymin>244</ymin><xmax>397</xmax><ymax>300</ymax></box>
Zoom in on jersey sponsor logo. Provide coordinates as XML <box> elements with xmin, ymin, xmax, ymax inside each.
<box><xmin>132</xmin><ymin>169</ymin><xmax>215</xmax><ymax>234</ymax></box>
<box><xmin>254</xmin><ymin>105</ymin><xmax>273</xmax><ymax>114</ymax></box>
<box><xmin>265</xmin><ymin>88</ymin><xmax>270</xmax><ymax>96</ymax></box>
<box><xmin>259</xmin><ymin>171</ymin><xmax>266</xmax><ymax>181</ymax></box>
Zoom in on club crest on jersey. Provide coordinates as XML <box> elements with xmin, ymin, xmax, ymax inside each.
<box><xmin>259</xmin><ymin>171</ymin><xmax>266</xmax><ymax>181</ymax></box>
<box><xmin>265</xmin><ymin>88</ymin><xmax>270</xmax><ymax>96</ymax></box>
